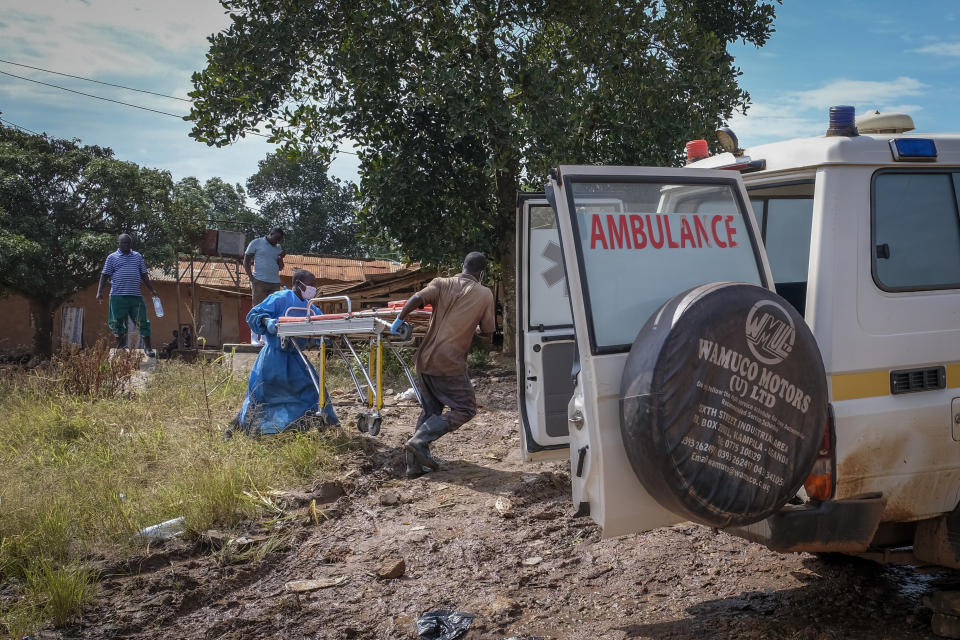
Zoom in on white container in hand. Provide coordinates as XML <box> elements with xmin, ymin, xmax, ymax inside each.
<box><xmin>152</xmin><ymin>296</ymin><xmax>164</xmax><ymax>318</ymax></box>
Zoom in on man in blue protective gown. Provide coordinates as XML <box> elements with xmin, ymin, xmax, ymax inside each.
<box><xmin>232</xmin><ymin>269</ymin><xmax>339</xmax><ymax>435</ymax></box>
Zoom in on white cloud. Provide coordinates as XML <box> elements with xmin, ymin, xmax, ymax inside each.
<box><xmin>0</xmin><ymin>1</ymin><xmax>232</xmax><ymax>78</ymax></box>
<box><xmin>910</xmin><ymin>41</ymin><xmax>960</xmax><ymax>57</ymax></box>
<box><xmin>729</xmin><ymin>77</ymin><xmax>929</xmax><ymax>147</ymax></box>
<box><xmin>0</xmin><ymin>1</ymin><xmax>371</xmax><ymax>188</ymax></box>
<box><xmin>879</xmin><ymin>104</ymin><xmax>924</xmax><ymax>114</ymax></box>
<box><xmin>786</xmin><ymin>77</ymin><xmax>927</xmax><ymax>110</ymax></box>
<box><xmin>727</xmin><ymin>103</ymin><xmax>822</xmax><ymax>144</ymax></box>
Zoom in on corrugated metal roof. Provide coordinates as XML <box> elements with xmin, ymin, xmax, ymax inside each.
<box><xmin>151</xmin><ymin>255</ymin><xmax>413</xmax><ymax>291</ymax></box>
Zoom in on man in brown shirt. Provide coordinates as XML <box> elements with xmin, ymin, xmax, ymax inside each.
<box><xmin>392</xmin><ymin>252</ymin><xmax>495</xmax><ymax>477</ymax></box>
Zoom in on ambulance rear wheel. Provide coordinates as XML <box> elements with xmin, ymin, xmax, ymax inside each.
<box><xmin>619</xmin><ymin>282</ymin><xmax>829</xmax><ymax>529</ymax></box>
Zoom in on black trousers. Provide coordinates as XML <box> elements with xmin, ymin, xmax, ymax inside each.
<box><xmin>416</xmin><ymin>373</ymin><xmax>477</xmax><ymax>432</ymax></box>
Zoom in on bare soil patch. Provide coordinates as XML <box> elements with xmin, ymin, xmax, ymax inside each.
<box><xmin>68</xmin><ymin>370</ymin><xmax>953</xmax><ymax>640</ymax></box>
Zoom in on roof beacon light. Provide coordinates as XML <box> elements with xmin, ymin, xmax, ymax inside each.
<box><xmin>685</xmin><ymin>139</ymin><xmax>709</xmax><ymax>164</ymax></box>
<box><xmin>890</xmin><ymin>138</ymin><xmax>937</xmax><ymax>162</ymax></box>
<box><xmin>825</xmin><ymin>105</ymin><xmax>859</xmax><ymax>137</ymax></box>
<box><xmin>716</xmin><ymin>126</ymin><xmax>742</xmax><ymax>156</ymax></box>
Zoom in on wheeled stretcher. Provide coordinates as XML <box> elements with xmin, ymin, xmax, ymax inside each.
<box><xmin>276</xmin><ymin>296</ymin><xmax>431</xmax><ymax>436</ymax></box>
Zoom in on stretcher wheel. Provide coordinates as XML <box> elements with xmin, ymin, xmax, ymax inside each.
<box><xmin>356</xmin><ymin>414</ymin><xmax>368</xmax><ymax>433</ymax></box>
<box><xmin>368</xmin><ymin>417</ymin><xmax>382</xmax><ymax>437</ymax></box>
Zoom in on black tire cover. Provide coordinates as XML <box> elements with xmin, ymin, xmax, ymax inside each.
<box><xmin>619</xmin><ymin>283</ymin><xmax>828</xmax><ymax>528</ymax></box>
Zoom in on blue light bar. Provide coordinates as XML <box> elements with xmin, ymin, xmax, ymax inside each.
<box><xmin>890</xmin><ymin>138</ymin><xmax>937</xmax><ymax>161</ymax></box>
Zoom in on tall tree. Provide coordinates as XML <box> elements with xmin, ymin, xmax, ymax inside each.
<box><xmin>201</xmin><ymin>178</ymin><xmax>255</xmax><ymax>230</ymax></box>
<box><xmin>0</xmin><ymin>126</ymin><xmax>204</xmax><ymax>356</ymax></box>
<box><xmin>188</xmin><ymin>0</ymin><xmax>778</xmax><ymax>347</ymax></box>
<box><xmin>246</xmin><ymin>150</ymin><xmax>365</xmax><ymax>256</ymax></box>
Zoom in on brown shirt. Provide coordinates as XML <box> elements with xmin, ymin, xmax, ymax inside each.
<box><xmin>415</xmin><ymin>274</ymin><xmax>495</xmax><ymax>376</ymax></box>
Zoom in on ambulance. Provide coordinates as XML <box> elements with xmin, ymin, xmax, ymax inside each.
<box><xmin>516</xmin><ymin>106</ymin><xmax>960</xmax><ymax>567</ymax></box>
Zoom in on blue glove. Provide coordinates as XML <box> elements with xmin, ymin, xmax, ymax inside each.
<box><xmin>390</xmin><ymin>317</ymin><xmax>404</xmax><ymax>335</ymax></box>
<box><xmin>264</xmin><ymin>318</ymin><xmax>278</xmax><ymax>335</ymax></box>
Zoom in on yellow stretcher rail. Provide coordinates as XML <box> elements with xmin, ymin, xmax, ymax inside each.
<box><xmin>276</xmin><ymin>296</ymin><xmax>424</xmax><ymax>437</ymax></box>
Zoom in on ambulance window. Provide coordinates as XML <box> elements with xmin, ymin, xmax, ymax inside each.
<box><xmin>528</xmin><ymin>204</ymin><xmax>573</xmax><ymax>329</ymax></box>
<box><xmin>751</xmin><ymin>200</ymin><xmax>766</xmax><ymax>233</ymax></box>
<box><xmin>570</xmin><ymin>181</ymin><xmax>763</xmax><ymax>352</ymax></box>
<box><xmin>765</xmin><ymin>199</ymin><xmax>813</xmax><ymax>282</ymax></box>
<box><xmin>747</xmin><ymin>197</ymin><xmax>813</xmax><ymax>314</ymax></box>
<box><xmin>873</xmin><ymin>172</ymin><xmax>960</xmax><ymax>290</ymax></box>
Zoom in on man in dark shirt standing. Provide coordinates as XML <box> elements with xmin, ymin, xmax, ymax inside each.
<box><xmin>392</xmin><ymin>252</ymin><xmax>495</xmax><ymax>477</ymax></box>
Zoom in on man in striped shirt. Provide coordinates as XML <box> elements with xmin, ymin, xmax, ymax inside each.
<box><xmin>96</xmin><ymin>234</ymin><xmax>159</xmax><ymax>357</ymax></box>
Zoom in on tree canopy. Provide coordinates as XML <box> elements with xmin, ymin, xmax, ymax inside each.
<box><xmin>189</xmin><ymin>0</ymin><xmax>778</xmax><ymax>268</ymax></box>
<box><xmin>0</xmin><ymin>125</ymin><xmax>205</xmax><ymax>356</ymax></box>
<box><xmin>246</xmin><ymin>150</ymin><xmax>365</xmax><ymax>256</ymax></box>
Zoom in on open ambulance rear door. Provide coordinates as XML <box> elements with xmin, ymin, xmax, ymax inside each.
<box><xmin>523</xmin><ymin>166</ymin><xmax>829</xmax><ymax>538</ymax></box>
<box><xmin>516</xmin><ymin>193</ymin><xmax>577</xmax><ymax>459</ymax></box>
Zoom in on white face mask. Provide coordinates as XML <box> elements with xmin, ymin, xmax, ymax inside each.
<box><xmin>299</xmin><ymin>284</ymin><xmax>317</xmax><ymax>301</ymax></box>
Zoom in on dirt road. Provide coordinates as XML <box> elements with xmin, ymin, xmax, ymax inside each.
<box><xmin>79</xmin><ymin>368</ymin><xmax>955</xmax><ymax>640</ymax></box>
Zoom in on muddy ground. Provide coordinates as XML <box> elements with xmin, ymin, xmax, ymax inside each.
<box><xmin>65</xmin><ymin>367</ymin><xmax>957</xmax><ymax>640</ymax></box>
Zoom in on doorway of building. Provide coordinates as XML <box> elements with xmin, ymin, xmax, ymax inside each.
<box><xmin>198</xmin><ymin>301</ymin><xmax>222</xmax><ymax>348</ymax></box>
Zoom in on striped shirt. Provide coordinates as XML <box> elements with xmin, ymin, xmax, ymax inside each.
<box><xmin>102</xmin><ymin>250</ymin><xmax>147</xmax><ymax>297</ymax></box>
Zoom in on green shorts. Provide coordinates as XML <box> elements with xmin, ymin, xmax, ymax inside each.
<box><xmin>108</xmin><ymin>295</ymin><xmax>151</xmax><ymax>337</ymax></box>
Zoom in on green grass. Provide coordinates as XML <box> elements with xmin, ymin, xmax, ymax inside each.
<box><xmin>0</xmin><ymin>354</ymin><xmax>356</xmax><ymax>638</ymax></box>
<box><xmin>467</xmin><ymin>344</ymin><xmax>491</xmax><ymax>369</ymax></box>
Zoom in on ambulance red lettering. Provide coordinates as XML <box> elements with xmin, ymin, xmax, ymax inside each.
<box><xmin>590</xmin><ymin>215</ymin><xmax>608</xmax><ymax>249</ymax></box>
<box><xmin>694</xmin><ymin>215</ymin><xmax>712</xmax><ymax>247</ymax></box>
<box><xmin>664</xmin><ymin>215</ymin><xmax>679</xmax><ymax>248</ymax></box>
<box><xmin>725</xmin><ymin>216</ymin><xmax>738</xmax><ymax>247</ymax></box>
<box><xmin>679</xmin><ymin>217</ymin><xmax>696</xmax><ymax>248</ymax></box>
<box><xmin>646</xmin><ymin>214</ymin><xmax>665</xmax><ymax>248</ymax></box>
<box><xmin>589</xmin><ymin>213</ymin><xmax>738</xmax><ymax>249</ymax></box>
<box><xmin>629</xmin><ymin>215</ymin><xmax>647</xmax><ymax>248</ymax></box>
<box><xmin>712</xmin><ymin>215</ymin><xmax>728</xmax><ymax>248</ymax></box>
<box><xmin>607</xmin><ymin>215</ymin><xmax>631</xmax><ymax>249</ymax></box>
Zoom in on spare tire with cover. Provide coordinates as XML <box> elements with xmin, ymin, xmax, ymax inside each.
<box><xmin>619</xmin><ymin>282</ymin><xmax>828</xmax><ymax>528</ymax></box>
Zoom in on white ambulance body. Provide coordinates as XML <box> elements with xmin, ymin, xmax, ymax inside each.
<box><xmin>516</xmin><ymin>109</ymin><xmax>960</xmax><ymax>565</ymax></box>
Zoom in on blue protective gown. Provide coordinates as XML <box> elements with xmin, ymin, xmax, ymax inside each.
<box><xmin>237</xmin><ymin>288</ymin><xmax>338</xmax><ymax>435</ymax></box>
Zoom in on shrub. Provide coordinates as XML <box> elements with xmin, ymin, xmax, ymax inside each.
<box><xmin>51</xmin><ymin>339</ymin><xmax>141</xmax><ymax>399</ymax></box>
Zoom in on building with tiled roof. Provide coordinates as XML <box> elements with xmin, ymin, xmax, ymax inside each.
<box><xmin>1</xmin><ymin>253</ymin><xmax>429</xmax><ymax>354</ymax></box>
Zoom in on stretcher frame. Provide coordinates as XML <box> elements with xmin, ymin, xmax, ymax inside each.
<box><xmin>276</xmin><ymin>296</ymin><xmax>426</xmax><ymax>436</ymax></box>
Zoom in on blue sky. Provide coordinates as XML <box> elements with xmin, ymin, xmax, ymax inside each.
<box><xmin>0</xmin><ymin>0</ymin><xmax>957</xmax><ymax>190</ymax></box>
<box><xmin>728</xmin><ymin>1</ymin><xmax>960</xmax><ymax>143</ymax></box>
<box><xmin>0</xmin><ymin>0</ymin><xmax>360</xmax><ymax>189</ymax></box>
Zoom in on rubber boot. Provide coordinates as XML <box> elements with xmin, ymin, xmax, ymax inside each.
<box><xmin>404</xmin><ymin>450</ymin><xmax>430</xmax><ymax>478</ymax></box>
<box><xmin>143</xmin><ymin>336</ymin><xmax>156</xmax><ymax>359</ymax></box>
<box><xmin>404</xmin><ymin>415</ymin><xmax>449</xmax><ymax>471</ymax></box>
<box><xmin>116</xmin><ymin>334</ymin><xmax>127</xmax><ymax>349</ymax></box>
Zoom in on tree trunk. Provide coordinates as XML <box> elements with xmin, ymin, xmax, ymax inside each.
<box><xmin>494</xmin><ymin>164</ymin><xmax>519</xmax><ymax>357</ymax></box>
<box><xmin>29</xmin><ymin>297</ymin><xmax>57</xmax><ymax>359</ymax></box>
<box><xmin>499</xmin><ymin>222</ymin><xmax>518</xmax><ymax>356</ymax></box>
<box><xmin>478</xmin><ymin>10</ymin><xmax>519</xmax><ymax>356</ymax></box>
